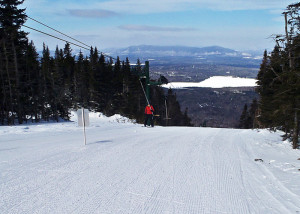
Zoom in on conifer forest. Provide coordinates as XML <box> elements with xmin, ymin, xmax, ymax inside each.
<box><xmin>0</xmin><ymin>0</ymin><xmax>191</xmax><ymax>127</ymax></box>
<box><xmin>255</xmin><ymin>3</ymin><xmax>300</xmax><ymax>149</ymax></box>
<box><xmin>1</xmin><ymin>1</ymin><xmax>300</xmax><ymax>148</ymax></box>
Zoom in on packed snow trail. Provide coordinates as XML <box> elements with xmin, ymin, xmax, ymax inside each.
<box><xmin>0</xmin><ymin>114</ymin><xmax>300</xmax><ymax>214</ymax></box>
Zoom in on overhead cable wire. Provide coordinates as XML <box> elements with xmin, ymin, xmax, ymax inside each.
<box><xmin>27</xmin><ymin>16</ymin><xmax>90</xmax><ymax>48</ymax></box>
<box><xmin>26</xmin><ymin>17</ymin><xmax>117</xmax><ymax>60</ymax></box>
<box><xmin>102</xmin><ymin>53</ymin><xmax>117</xmax><ymax>61</ymax></box>
<box><xmin>23</xmin><ymin>25</ymin><xmax>90</xmax><ymax>51</ymax></box>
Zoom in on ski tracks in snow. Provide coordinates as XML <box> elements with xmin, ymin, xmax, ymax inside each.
<box><xmin>1</xmin><ymin>125</ymin><xmax>300</xmax><ymax>213</ymax></box>
<box><xmin>234</xmin><ymin>131</ymin><xmax>300</xmax><ymax>214</ymax></box>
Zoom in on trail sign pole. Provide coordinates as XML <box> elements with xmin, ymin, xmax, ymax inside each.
<box><xmin>77</xmin><ymin>108</ymin><xmax>89</xmax><ymax>145</ymax></box>
<box><xmin>82</xmin><ymin>107</ymin><xmax>87</xmax><ymax>145</ymax></box>
<box><xmin>165</xmin><ymin>99</ymin><xmax>168</xmax><ymax>126</ymax></box>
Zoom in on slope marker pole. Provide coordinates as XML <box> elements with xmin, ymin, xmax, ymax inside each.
<box><xmin>82</xmin><ymin>107</ymin><xmax>87</xmax><ymax>145</ymax></box>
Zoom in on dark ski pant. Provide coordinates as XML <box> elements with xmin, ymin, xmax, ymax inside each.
<box><xmin>144</xmin><ymin>114</ymin><xmax>154</xmax><ymax>127</ymax></box>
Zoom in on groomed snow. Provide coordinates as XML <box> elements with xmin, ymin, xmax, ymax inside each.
<box><xmin>162</xmin><ymin>76</ymin><xmax>257</xmax><ymax>89</ymax></box>
<box><xmin>1</xmin><ymin>112</ymin><xmax>300</xmax><ymax>214</ymax></box>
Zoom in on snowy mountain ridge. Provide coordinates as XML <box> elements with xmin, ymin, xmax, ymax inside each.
<box><xmin>104</xmin><ymin>45</ymin><xmax>260</xmax><ymax>58</ymax></box>
<box><xmin>39</xmin><ymin>45</ymin><xmax>262</xmax><ymax>67</ymax></box>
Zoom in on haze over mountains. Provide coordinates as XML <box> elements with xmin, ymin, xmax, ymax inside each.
<box><xmin>43</xmin><ymin>45</ymin><xmax>263</xmax><ymax>68</ymax></box>
<box><xmin>104</xmin><ymin>45</ymin><xmax>263</xmax><ymax>67</ymax></box>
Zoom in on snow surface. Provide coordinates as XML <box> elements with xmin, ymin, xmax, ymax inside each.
<box><xmin>1</xmin><ymin>112</ymin><xmax>300</xmax><ymax>214</ymax></box>
<box><xmin>162</xmin><ymin>76</ymin><xmax>257</xmax><ymax>89</ymax></box>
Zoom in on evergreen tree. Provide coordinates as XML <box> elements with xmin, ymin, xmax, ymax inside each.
<box><xmin>53</xmin><ymin>46</ymin><xmax>69</xmax><ymax>120</ymax></box>
<box><xmin>239</xmin><ymin>104</ymin><xmax>249</xmax><ymax>129</ymax></box>
<box><xmin>149</xmin><ymin>86</ymin><xmax>166</xmax><ymax>126</ymax></box>
<box><xmin>135</xmin><ymin>58</ymin><xmax>142</xmax><ymax>73</ymax></box>
<box><xmin>110</xmin><ymin>56</ymin><xmax>123</xmax><ymax>113</ymax></box>
<box><xmin>183</xmin><ymin>107</ymin><xmax>192</xmax><ymax>126</ymax></box>
<box><xmin>74</xmin><ymin>50</ymin><xmax>89</xmax><ymax>108</ymax></box>
<box><xmin>0</xmin><ymin>0</ymin><xmax>28</xmax><ymax>124</ymax></box>
<box><xmin>165</xmin><ymin>88</ymin><xmax>187</xmax><ymax>126</ymax></box>
<box><xmin>122</xmin><ymin>57</ymin><xmax>131</xmax><ymax>95</ymax></box>
<box><xmin>24</xmin><ymin>40</ymin><xmax>40</xmax><ymax>122</ymax></box>
<box><xmin>123</xmin><ymin>61</ymin><xmax>144</xmax><ymax>121</ymax></box>
<box><xmin>238</xmin><ymin>99</ymin><xmax>258</xmax><ymax>129</ymax></box>
<box><xmin>256</xmin><ymin>2</ymin><xmax>300</xmax><ymax>148</ymax></box>
<box><xmin>40</xmin><ymin>43</ymin><xmax>51</xmax><ymax>121</ymax></box>
<box><xmin>256</xmin><ymin>49</ymin><xmax>279</xmax><ymax>127</ymax></box>
<box><xmin>249</xmin><ymin>98</ymin><xmax>258</xmax><ymax>128</ymax></box>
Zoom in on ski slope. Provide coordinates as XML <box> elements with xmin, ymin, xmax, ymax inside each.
<box><xmin>1</xmin><ymin>112</ymin><xmax>300</xmax><ymax>214</ymax></box>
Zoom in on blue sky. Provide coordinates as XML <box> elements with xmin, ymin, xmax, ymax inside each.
<box><xmin>22</xmin><ymin>0</ymin><xmax>297</xmax><ymax>52</ymax></box>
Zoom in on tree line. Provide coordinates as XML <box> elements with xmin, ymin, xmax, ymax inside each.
<box><xmin>238</xmin><ymin>98</ymin><xmax>258</xmax><ymax>129</ymax></box>
<box><xmin>0</xmin><ymin>0</ymin><xmax>192</xmax><ymax>126</ymax></box>
<box><xmin>239</xmin><ymin>3</ymin><xmax>300</xmax><ymax>149</ymax></box>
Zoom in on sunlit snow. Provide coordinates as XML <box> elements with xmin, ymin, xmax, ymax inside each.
<box><xmin>0</xmin><ymin>112</ymin><xmax>299</xmax><ymax>213</ymax></box>
<box><xmin>163</xmin><ymin>76</ymin><xmax>257</xmax><ymax>89</ymax></box>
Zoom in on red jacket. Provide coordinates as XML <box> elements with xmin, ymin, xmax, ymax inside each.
<box><xmin>145</xmin><ymin>105</ymin><xmax>154</xmax><ymax>114</ymax></box>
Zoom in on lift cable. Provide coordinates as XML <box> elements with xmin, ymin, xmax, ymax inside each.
<box><xmin>27</xmin><ymin>16</ymin><xmax>90</xmax><ymax>48</ymax></box>
<box><xmin>23</xmin><ymin>25</ymin><xmax>90</xmax><ymax>51</ymax></box>
<box><xmin>25</xmin><ymin>17</ymin><xmax>117</xmax><ymax>60</ymax></box>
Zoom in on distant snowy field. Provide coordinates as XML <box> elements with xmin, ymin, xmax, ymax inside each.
<box><xmin>162</xmin><ymin>76</ymin><xmax>257</xmax><ymax>89</ymax></box>
<box><xmin>1</xmin><ymin>112</ymin><xmax>300</xmax><ymax>214</ymax></box>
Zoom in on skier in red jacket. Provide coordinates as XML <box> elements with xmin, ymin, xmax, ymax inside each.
<box><xmin>144</xmin><ymin>104</ymin><xmax>155</xmax><ymax>127</ymax></box>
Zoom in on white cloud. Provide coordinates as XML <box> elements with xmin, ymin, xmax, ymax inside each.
<box><xmin>119</xmin><ymin>25</ymin><xmax>196</xmax><ymax>32</ymax></box>
<box><xmin>68</xmin><ymin>9</ymin><xmax>118</xmax><ymax>18</ymax></box>
<box><xmin>92</xmin><ymin>0</ymin><xmax>296</xmax><ymax>14</ymax></box>
<box><xmin>24</xmin><ymin>0</ymin><xmax>296</xmax><ymax>15</ymax></box>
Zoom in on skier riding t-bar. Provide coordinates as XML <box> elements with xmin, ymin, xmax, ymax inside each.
<box><xmin>144</xmin><ymin>104</ymin><xmax>155</xmax><ymax>127</ymax></box>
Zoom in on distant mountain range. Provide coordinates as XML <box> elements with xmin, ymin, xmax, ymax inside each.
<box><xmin>41</xmin><ymin>45</ymin><xmax>263</xmax><ymax>68</ymax></box>
<box><xmin>103</xmin><ymin>45</ymin><xmax>263</xmax><ymax>67</ymax></box>
<box><xmin>105</xmin><ymin>45</ymin><xmax>255</xmax><ymax>57</ymax></box>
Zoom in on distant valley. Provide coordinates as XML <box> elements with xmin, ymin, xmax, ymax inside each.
<box><xmin>170</xmin><ymin>87</ymin><xmax>258</xmax><ymax>127</ymax></box>
<box><xmin>85</xmin><ymin>45</ymin><xmax>262</xmax><ymax>127</ymax></box>
<box><xmin>103</xmin><ymin>45</ymin><xmax>263</xmax><ymax>128</ymax></box>
<box><xmin>104</xmin><ymin>45</ymin><xmax>261</xmax><ymax>127</ymax></box>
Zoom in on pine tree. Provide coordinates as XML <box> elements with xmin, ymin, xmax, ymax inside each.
<box><xmin>90</xmin><ymin>52</ymin><xmax>106</xmax><ymax>112</ymax></box>
<box><xmin>256</xmin><ymin>49</ymin><xmax>278</xmax><ymax>127</ymax></box>
<box><xmin>110</xmin><ymin>56</ymin><xmax>123</xmax><ymax>113</ymax></box>
<box><xmin>249</xmin><ymin>98</ymin><xmax>258</xmax><ymax>128</ymax></box>
<box><xmin>166</xmin><ymin>88</ymin><xmax>186</xmax><ymax>126</ymax></box>
<box><xmin>53</xmin><ymin>46</ymin><xmax>69</xmax><ymax>120</ymax></box>
<box><xmin>0</xmin><ymin>0</ymin><xmax>28</xmax><ymax>124</ymax></box>
<box><xmin>239</xmin><ymin>104</ymin><xmax>249</xmax><ymax>129</ymax></box>
<box><xmin>183</xmin><ymin>107</ymin><xmax>192</xmax><ymax>126</ymax></box>
<box><xmin>256</xmin><ymin>2</ymin><xmax>300</xmax><ymax>148</ymax></box>
<box><xmin>24</xmin><ymin>40</ymin><xmax>40</xmax><ymax>122</ymax></box>
<box><xmin>74</xmin><ymin>50</ymin><xmax>89</xmax><ymax>107</ymax></box>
